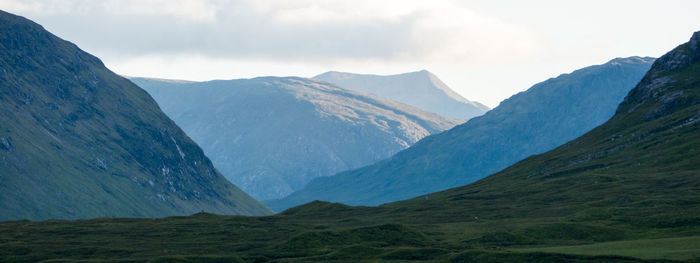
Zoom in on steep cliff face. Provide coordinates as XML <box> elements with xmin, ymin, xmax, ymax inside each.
<box><xmin>269</xmin><ymin>56</ymin><xmax>654</xmax><ymax>211</ymax></box>
<box><xmin>314</xmin><ymin>70</ymin><xmax>489</xmax><ymax>120</ymax></box>
<box><xmin>0</xmin><ymin>10</ymin><xmax>271</xmax><ymax>220</ymax></box>
<box><xmin>133</xmin><ymin>77</ymin><xmax>459</xmax><ymax>201</ymax></box>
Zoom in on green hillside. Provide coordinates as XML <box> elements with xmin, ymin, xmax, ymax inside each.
<box><xmin>0</xmin><ymin>10</ymin><xmax>271</xmax><ymax>220</ymax></box>
<box><xmin>0</xmin><ymin>16</ymin><xmax>697</xmax><ymax>263</ymax></box>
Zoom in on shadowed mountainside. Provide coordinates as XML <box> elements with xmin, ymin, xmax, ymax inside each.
<box><xmin>0</xmin><ymin>10</ymin><xmax>271</xmax><ymax>220</ymax></box>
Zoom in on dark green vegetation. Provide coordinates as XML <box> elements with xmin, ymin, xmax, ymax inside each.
<box><xmin>131</xmin><ymin>77</ymin><xmax>458</xmax><ymax>201</ymax></box>
<box><xmin>270</xmin><ymin>56</ymin><xmax>655</xmax><ymax>211</ymax></box>
<box><xmin>1</xmin><ymin>29</ymin><xmax>698</xmax><ymax>262</ymax></box>
<box><xmin>513</xmin><ymin>236</ymin><xmax>700</xmax><ymax>261</ymax></box>
<box><xmin>0</xmin><ymin>10</ymin><xmax>271</xmax><ymax>220</ymax></box>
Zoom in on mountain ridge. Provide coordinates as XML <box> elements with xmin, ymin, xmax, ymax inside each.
<box><xmin>269</xmin><ymin>56</ymin><xmax>655</xmax><ymax>211</ymax></box>
<box><xmin>379</xmin><ymin>31</ymin><xmax>699</xmax><ymax>223</ymax></box>
<box><xmin>314</xmin><ymin>70</ymin><xmax>489</xmax><ymax>120</ymax></box>
<box><xmin>132</xmin><ymin>76</ymin><xmax>460</xmax><ymax>201</ymax></box>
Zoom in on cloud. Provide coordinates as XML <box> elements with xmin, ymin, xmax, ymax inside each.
<box><xmin>1</xmin><ymin>0</ymin><xmax>545</xmax><ymax>65</ymax></box>
<box><xmin>1</xmin><ymin>0</ymin><xmax>218</xmax><ymax>21</ymax></box>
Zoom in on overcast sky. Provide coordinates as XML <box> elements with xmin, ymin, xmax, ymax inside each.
<box><xmin>2</xmin><ymin>0</ymin><xmax>699</xmax><ymax>107</ymax></box>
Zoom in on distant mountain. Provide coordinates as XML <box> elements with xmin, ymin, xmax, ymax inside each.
<box><xmin>0</xmin><ymin>10</ymin><xmax>271</xmax><ymax>221</ymax></box>
<box><xmin>131</xmin><ymin>77</ymin><xmax>460</xmax><ymax>201</ymax></box>
<box><xmin>269</xmin><ymin>56</ymin><xmax>655</xmax><ymax>211</ymax></box>
<box><xmin>314</xmin><ymin>70</ymin><xmax>490</xmax><ymax>120</ymax></box>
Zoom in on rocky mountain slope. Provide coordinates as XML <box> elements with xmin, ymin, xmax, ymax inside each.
<box><xmin>131</xmin><ymin>77</ymin><xmax>459</xmax><ymax>201</ymax></box>
<box><xmin>269</xmin><ymin>56</ymin><xmax>655</xmax><ymax>211</ymax></box>
<box><xmin>314</xmin><ymin>70</ymin><xmax>490</xmax><ymax>120</ymax></box>
<box><xmin>0</xmin><ymin>10</ymin><xmax>271</xmax><ymax>221</ymax></box>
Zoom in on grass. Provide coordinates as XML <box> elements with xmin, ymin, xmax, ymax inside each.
<box><xmin>512</xmin><ymin>236</ymin><xmax>700</xmax><ymax>261</ymax></box>
<box><xmin>0</xmin><ymin>210</ymin><xmax>697</xmax><ymax>262</ymax></box>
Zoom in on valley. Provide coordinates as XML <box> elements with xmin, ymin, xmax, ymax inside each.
<box><xmin>0</xmin><ymin>6</ymin><xmax>697</xmax><ymax>263</ymax></box>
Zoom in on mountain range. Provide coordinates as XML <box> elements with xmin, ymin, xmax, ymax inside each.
<box><xmin>0</xmin><ymin>10</ymin><xmax>271</xmax><ymax>220</ymax></box>
<box><xmin>314</xmin><ymin>70</ymin><xmax>490</xmax><ymax>120</ymax></box>
<box><xmin>2</xmin><ymin>30</ymin><xmax>697</xmax><ymax>263</ymax></box>
<box><xmin>131</xmin><ymin>77</ymin><xmax>459</xmax><ymax>201</ymax></box>
<box><xmin>268</xmin><ymin>56</ymin><xmax>655</xmax><ymax>211</ymax></box>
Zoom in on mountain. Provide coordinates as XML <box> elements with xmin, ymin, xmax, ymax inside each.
<box><xmin>2</xmin><ymin>31</ymin><xmax>697</xmax><ymax>263</ymax></box>
<box><xmin>314</xmin><ymin>70</ymin><xmax>490</xmax><ymax>120</ymax></box>
<box><xmin>269</xmin><ymin>56</ymin><xmax>655</xmax><ymax>211</ymax></box>
<box><xmin>130</xmin><ymin>77</ymin><xmax>460</xmax><ymax>201</ymax></box>
<box><xmin>0</xmin><ymin>10</ymin><xmax>271</xmax><ymax>221</ymax></box>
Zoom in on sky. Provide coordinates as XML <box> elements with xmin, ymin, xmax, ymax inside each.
<box><xmin>2</xmin><ymin>0</ymin><xmax>699</xmax><ymax>107</ymax></box>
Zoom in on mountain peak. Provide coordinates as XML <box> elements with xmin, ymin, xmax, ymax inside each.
<box><xmin>317</xmin><ymin>69</ymin><xmax>433</xmax><ymax>80</ymax></box>
<box><xmin>647</xmin><ymin>31</ymin><xmax>700</xmax><ymax>74</ymax></box>
<box><xmin>313</xmin><ymin>70</ymin><xmax>488</xmax><ymax>120</ymax></box>
<box><xmin>617</xmin><ymin>31</ymin><xmax>700</xmax><ymax>121</ymax></box>
<box><xmin>608</xmin><ymin>56</ymin><xmax>655</xmax><ymax>65</ymax></box>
